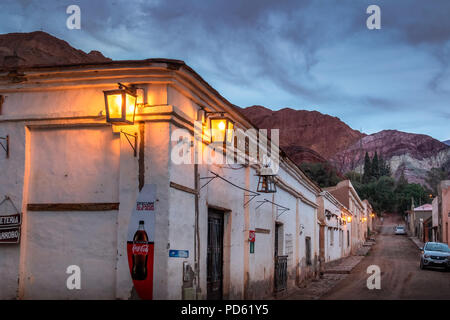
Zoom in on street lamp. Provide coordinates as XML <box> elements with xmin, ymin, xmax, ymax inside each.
<box><xmin>257</xmin><ymin>175</ymin><xmax>277</xmax><ymax>193</ymax></box>
<box><xmin>103</xmin><ymin>83</ymin><xmax>137</xmax><ymax>125</ymax></box>
<box><xmin>209</xmin><ymin>115</ymin><xmax>234</xmax><ymax>145</ymax></box>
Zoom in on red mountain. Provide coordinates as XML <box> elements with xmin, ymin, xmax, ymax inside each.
<box><xmin>0</xmin><ymin>31</ymin><xmax>111</xmax><ymax>68</ymax></box>
<box><xmin>241</xmin><ymin>106</ymin><xmax>449</xmax><ymax>185</ymax></box>
<box><xmin>240</xmin><ymin>105</ymin><xmax>365</xmax><ymax>162</ymax></box>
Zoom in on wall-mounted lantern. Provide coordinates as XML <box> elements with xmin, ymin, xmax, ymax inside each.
<box><xmin>201</xmin><ymin>110</ymin><xmax>234</xmax><ymax>145</ymax></box>
<box><xmin>257</xmin><ymin>174</ymin><xmax>277</xmax><ymax>193</ymax></box>
<box><xmin>346</xmin><ymin>215</ymin><xmax>352</xmax><ymax>223</ymax></box>
<box><xmin>325</xmin><ymin>209</ymin><xmax>332</xmax><ymax>220</ymax></box>
<box><xmin>370</xmin><ymin>213</ymin><xmax>375</xmax><ymax>218</ymax></box>
<box><xmin>103</xmin><ymin>83</ymin><xmax>137</xmax><ymax>125</ymax></box>
<box><xmin>209</xmin><ymin>114</ymin><xmax>234</xmax><ymax>145</ymax></box>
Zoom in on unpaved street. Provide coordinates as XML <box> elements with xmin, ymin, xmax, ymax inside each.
<box><xmin>321</xmin><ymin>213</ymin><xmax>450</xmax><ymax>300</ymax></box>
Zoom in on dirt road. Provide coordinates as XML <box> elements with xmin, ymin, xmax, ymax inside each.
<box><xmin>321</xmin><ymin>213</ymin><xmax>450</xmax><ymax>300</ymax></box>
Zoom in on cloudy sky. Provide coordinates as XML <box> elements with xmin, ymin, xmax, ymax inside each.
<box><xmin>1</xmin><ymin>0</ymin><xmax>449</xmax><ymax>141</ymax></box>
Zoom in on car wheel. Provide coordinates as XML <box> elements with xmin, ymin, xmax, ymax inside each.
<box><xmin>420</xmin><ymin>260</ymin><xmax>424</xmax><ymax>270</ymax></box>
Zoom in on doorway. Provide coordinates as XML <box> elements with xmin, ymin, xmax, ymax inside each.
<box><xmin>207</xmin><ymin>209</ymin><xmax>224</xmax><ymax>300</ymax></box>
<box><xmin>274</xmin><ymin>222</ymin><xmax>287</xmax><ymax>292</ymax></box>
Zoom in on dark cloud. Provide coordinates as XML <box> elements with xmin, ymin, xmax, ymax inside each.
<box><xmin>0</xmin><ymin>0</ymin><xmax>449</xmax><ymax>139</ymax></box>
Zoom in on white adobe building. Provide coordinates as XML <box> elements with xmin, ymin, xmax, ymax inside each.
<box><xmin>0</xmin><ymin>59</ymin><xmax>322</xmax><ymax>300</ymax></box>
<box><xmin>318</xmin><ymin>191</ymin><xmax>352</xmax><ymax>263</ymax></box>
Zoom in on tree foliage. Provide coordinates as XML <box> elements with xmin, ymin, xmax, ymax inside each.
<box><xmin>346</xmin><ymin>154</ymin><xmax>432</xmax><ymax>215</ymax></box>
<box><xmin>299</xmin><ymin>162</ymin><xmax>342</xmax><ymax>188</ymax></box>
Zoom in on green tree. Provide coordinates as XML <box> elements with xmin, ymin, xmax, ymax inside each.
<box><xmin>372</xmin><ymin>152</ymin><xmax>380</xmax><ymax>179</ymax></box>
<box><xmin>379</xmin><ymin>155</ymin><xmax>391</xmax><ymax>177</ymax></box>
<box><xmin>345</xmin><ymin>170</ymin><xmax>361</xmax><ymax>183</ymax></box>
<box><xmin>299</xmin><ymin>162</ymin><xmax>342</xmax><ymax>188</ymax></box>
<box><xmin>362</xmin><ymin>152</ymin><xmax>372</xmax><ymax>183</ymax></box>
<box><xmin>395</xmin><ymin>183</ymin><xmax>430</xmax><ymax>214</ymax></box>
<box><xmin>354</xmin><ymin>176</ymin><xmax>396</xmax><ymax>214</ymax></box>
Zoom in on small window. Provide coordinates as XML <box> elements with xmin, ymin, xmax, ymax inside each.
<box><xmin>305</xmin><ymin>237</ymin><xmax>312</xmax><ymax>265</ymax></box>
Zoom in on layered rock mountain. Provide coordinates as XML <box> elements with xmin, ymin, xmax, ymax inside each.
<box><xmin>240</xmin><ymin>105</ymin><xmax>365</xmax><ymax>163</ymax></box>
<box><xmin>330</xmin><ymin>130</ymin><xmax>450</xmax><ymax>184</ymax></box>
<box><xmin>0</xmin><ymin>31</ymin><xmax>111</xmax><ymax>68</ymax></box>
<box><xmin>241</xmin><ymin>106</ymin><xmax>449</xmax><ymax>185</ymax></box>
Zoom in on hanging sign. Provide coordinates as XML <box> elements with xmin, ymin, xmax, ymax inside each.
<box><xmin>0</xmin><ymin>213</ymin><xmax>21</xmax><ymax>227</ymax></box>
<box><xmin>127</xmin><ymin>184</ymin><xmax>156</xmax><ymax>300</ymax></box>
<box><xmin>0</xmin><ymin>226</ymin><xmax>20</xmax><ymax>244</ymax></box>
<box><xmin>0</xmin><ymin>197</ymin><xmax>22</xmax><ymax>244</ymax></box>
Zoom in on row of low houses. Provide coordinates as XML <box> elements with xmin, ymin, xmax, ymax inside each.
<box><xmin>406</xmin><ymin>181</ymin><xmax>450</xmax><ymax>246</ymax></box>
<box><xmin>0</xmin><ymin>58</ymin><xmax>376</xmax><ymax>300</ymax></box>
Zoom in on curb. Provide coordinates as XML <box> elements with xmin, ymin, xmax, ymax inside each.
<box><xmin>408</xmin><ymin>236</ymin><xmax>423</xmax><ymax>250</ymax></box>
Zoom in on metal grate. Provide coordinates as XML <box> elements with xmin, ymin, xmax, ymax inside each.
<box><xmin>274</xmin><ymin>255</ymin><xmax>288</xmax><ymax>292</ymax></box>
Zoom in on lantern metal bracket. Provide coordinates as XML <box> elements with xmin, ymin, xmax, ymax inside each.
<box><xmin>120</xmin><ymin>130</ymin><xmax>137</xmax><ymax>157</ymax></box>
<box><xmin>0</xmin><ymin>135</ymin><xmax>9</xmax><ymax>158</ymax></box>
<box><xmin>255</xmin><ymin>198</ymin><xmax>290</xmax><ymax>218</ymax></box>
<box><xmin>117</xmin><ymin>82</ymin><xmax>137</xmax><ymax>95</ymax></box>
<box><xmin>200</xmin><ymin>171</ymin><xmax>260</xmax><ymax>207</ymax></box>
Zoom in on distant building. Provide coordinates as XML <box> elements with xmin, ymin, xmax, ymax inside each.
<box><xmin>408</xmin><ymin>204</ymin><xmax>433</xmax><ymax>242</ymax></box>
<box><xmin>432</xmin><ymin>181</ymin><xmax>450</xmax><ymax>246</ymax></box>
<box><xmin>317</xmin><ymin>191</ymin><xmax>351</xmax><ymax>267</ymax></box>
<box><xmin>324</xmin><ymin>180</ymin><xmax>365</xmax><ymax>254</ymax></box>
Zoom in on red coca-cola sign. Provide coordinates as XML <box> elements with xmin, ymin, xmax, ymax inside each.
<box><xmin>127</xmin><ymin>184</ymin><xmax>156</xmax><ymax>300</ymax></box>
<box><xmin>132</xmin><ymin>243</ymin><xmax>149</xmax><ymax>255</ymax></box>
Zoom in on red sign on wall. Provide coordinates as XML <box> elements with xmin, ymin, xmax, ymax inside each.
<box><xmin>127</xmin><ymin>184</ymin><xmax>156</xmax><ymax>300</ymax></box>
<box><xmin>249</xmin><ymin>230</ymin><xmax>255</xmax><ymax>242</ymax></box>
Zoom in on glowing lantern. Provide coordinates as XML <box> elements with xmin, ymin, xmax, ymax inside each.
<box><xmin>210</xmin><ymin>116</ymin><xmax>234</xmax><ymax>144</ymax></box>
<box><xmin>104</xmin><ymin>84</ymin><xmax>137</xmax><ymax>125</ymax></box>
<box><xmin>346</xmin><ymin>216</ymin><xmax>352</xmax><ymax>223</ymax></box>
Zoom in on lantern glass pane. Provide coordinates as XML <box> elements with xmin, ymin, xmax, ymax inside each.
<box><xmin>125</xmin><ymin>93</ymin><xmax>137</xmax><ymax>123</ymax></box>
<box><xmin>226</xmin><ymin>121</ymin><xmax>234</xmax><ymax>144</ymax></box>
<box><xmin>211</xmin><ymin>119</ymin><xmax>226</xmax><ymax>143</ymax></box>
<box><xmin>107</xmin><ymin>93</ymin><xmax>123</xmax><ymax>118</ymax></box>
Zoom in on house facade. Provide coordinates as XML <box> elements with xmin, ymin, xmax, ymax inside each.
<box><xmin>433</xmin><ymin>180</ymin><xmax>450</xmax><ymax>246</ymax></box>
<box><xmin>408</xmin><ymin>204</ymin><xmax>433</xmax><ymax>242</ymax></box>
<box><xmin>317</xmin><ymin>191</ymin><xmax>352</xmax><ymax>265</ymax></box>
<box><xmin>324</xmin><ymin>180</ymin><xmax>365</xmax><ymax>254</ymax></box>
<box><xmin>0</xmin><ymin>59</ymin><xmax>324</xmax><ymax>300</ymax></box>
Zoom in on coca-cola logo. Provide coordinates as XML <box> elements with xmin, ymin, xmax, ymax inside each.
<box><xmin>132</xmin><ymin>243</ymin><xmax>149</xmax><ymax>255</ymax></box>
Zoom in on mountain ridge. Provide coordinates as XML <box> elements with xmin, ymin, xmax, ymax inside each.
<box><xmin>241</xmin><ymin>106</ymin><xmax>449</xmax><ymax>185</ymax></box>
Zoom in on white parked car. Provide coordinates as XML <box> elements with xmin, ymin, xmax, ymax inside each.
<box><xmin>394</xmin><ymin>225</ymin><xmax>406</xmax><ymax>235</ymax></box>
